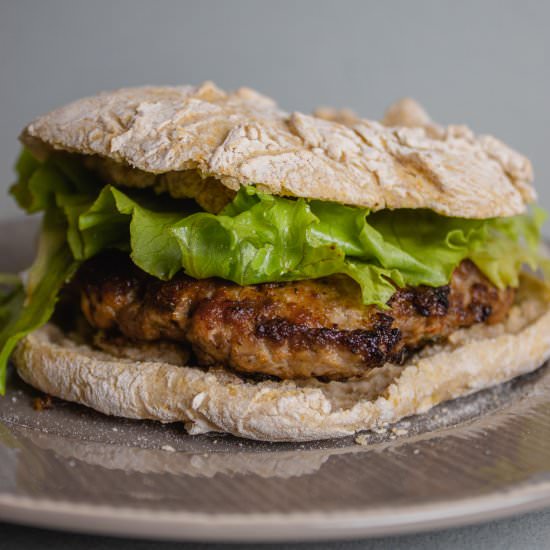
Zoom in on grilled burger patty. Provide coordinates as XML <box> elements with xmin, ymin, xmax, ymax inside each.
<box><xmin>74</xmin><ymin>252</ymin><xmax>515</xmax><ymax>380</ymax></box>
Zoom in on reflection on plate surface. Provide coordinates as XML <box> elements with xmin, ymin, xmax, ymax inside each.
<box><xmin>1</xmin><ymin>218</ymin><xmax>550</xmax><ymax>541</ymax></box>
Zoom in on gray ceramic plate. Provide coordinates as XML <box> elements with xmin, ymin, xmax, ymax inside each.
<box><xmin>1</xmin><ymin>218</ymin><xmax>550</xmax><ymax>543</ymax></box>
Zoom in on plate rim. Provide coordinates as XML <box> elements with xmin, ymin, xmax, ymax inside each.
<box><xmin>2</xmin><ymin>481</ymin><xmax>550</xmax><ymax>542</ymax></box>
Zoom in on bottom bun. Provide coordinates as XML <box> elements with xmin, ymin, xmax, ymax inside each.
<box><xmin>13</xmin><ymin>276</ymin><xmax>550</xmax><ymax>442</ymax></box>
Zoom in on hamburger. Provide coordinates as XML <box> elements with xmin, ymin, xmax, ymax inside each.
<box><xmin>1</xmin><ymin>82</ymin><xmax>549</xmax><ymax>442</ymax></box>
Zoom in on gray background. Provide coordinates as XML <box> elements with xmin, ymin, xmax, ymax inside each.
<box><xmin>1</xmin><ymin>1</ymin><xmax>550</xmax><ymax>548</ymax></box>
<box><xmin>1</xmin><ymin>0</ymin><xmax>550</xmax><ymax>226</ymax></box>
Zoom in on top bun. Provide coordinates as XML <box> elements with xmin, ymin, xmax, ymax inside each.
<box><xmin>21</xmin><ymin>82</ymin><xmax>534</xmax><ymax>218</ymax></box>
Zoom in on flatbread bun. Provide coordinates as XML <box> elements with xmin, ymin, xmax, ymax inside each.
<box><xmin>13</xmin><ymin>276</ymin><xmax>550</xmax><ymax>442</ymax></box>
<box><xmin>21</xmin><ymin>82</ymin><xmax>534</xmax><ymax>218</ymax></box>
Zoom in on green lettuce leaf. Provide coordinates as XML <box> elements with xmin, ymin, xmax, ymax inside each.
<box><xmin>77</xmin><ymin>186</ymin><xmax>186</xmax><ymax>279</ymax></box>
<box><xmin>0</xmin><ymin>207</ymin><xmax>79</xmax><ymax>393</ymax></box>
<box><xmin>171</xmin><ymin>188</ymin><xmax>546</xmax><ymax>305</ymax></box>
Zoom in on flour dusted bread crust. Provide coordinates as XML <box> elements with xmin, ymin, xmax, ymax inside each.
<box><xmin>13</xmin><ymin>277</ymin><xmax>550</xmax><ymax>442</ymax></box>
<box><xmin>21</xmin><ymin>82</ymin><xmax>534</xmax><ymax>218</ymax></box>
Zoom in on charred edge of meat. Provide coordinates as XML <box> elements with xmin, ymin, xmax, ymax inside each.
<box><xmin>405</xmin><ymin>285</ymin><xmax>450</xmax><ymax>317</ymax></box>
<box><xmin>255</xmin><ymin>313</ymin><xmax>405</xmax><ymax>368</ymax></box>
<box><xmin>470</xmin><ymin>283</ymin><xmax>494</xmax><ymax>322</ymax></box>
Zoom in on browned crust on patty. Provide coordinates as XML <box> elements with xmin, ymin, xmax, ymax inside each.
<box><xmin>74</xmin><ymin>252</ymin><xmax>515</xmax><ymax>380</ymax></box>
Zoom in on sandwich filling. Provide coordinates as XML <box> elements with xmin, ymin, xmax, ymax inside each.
<box><xmin>0</xmin><ymin>150</ymin><xmax>547</xmax><ymax>390</ymax></box>
<box><xmin>75</xmin><ymin>253</ymin><xmax>514</xmax><ymax>380</ymax></box>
